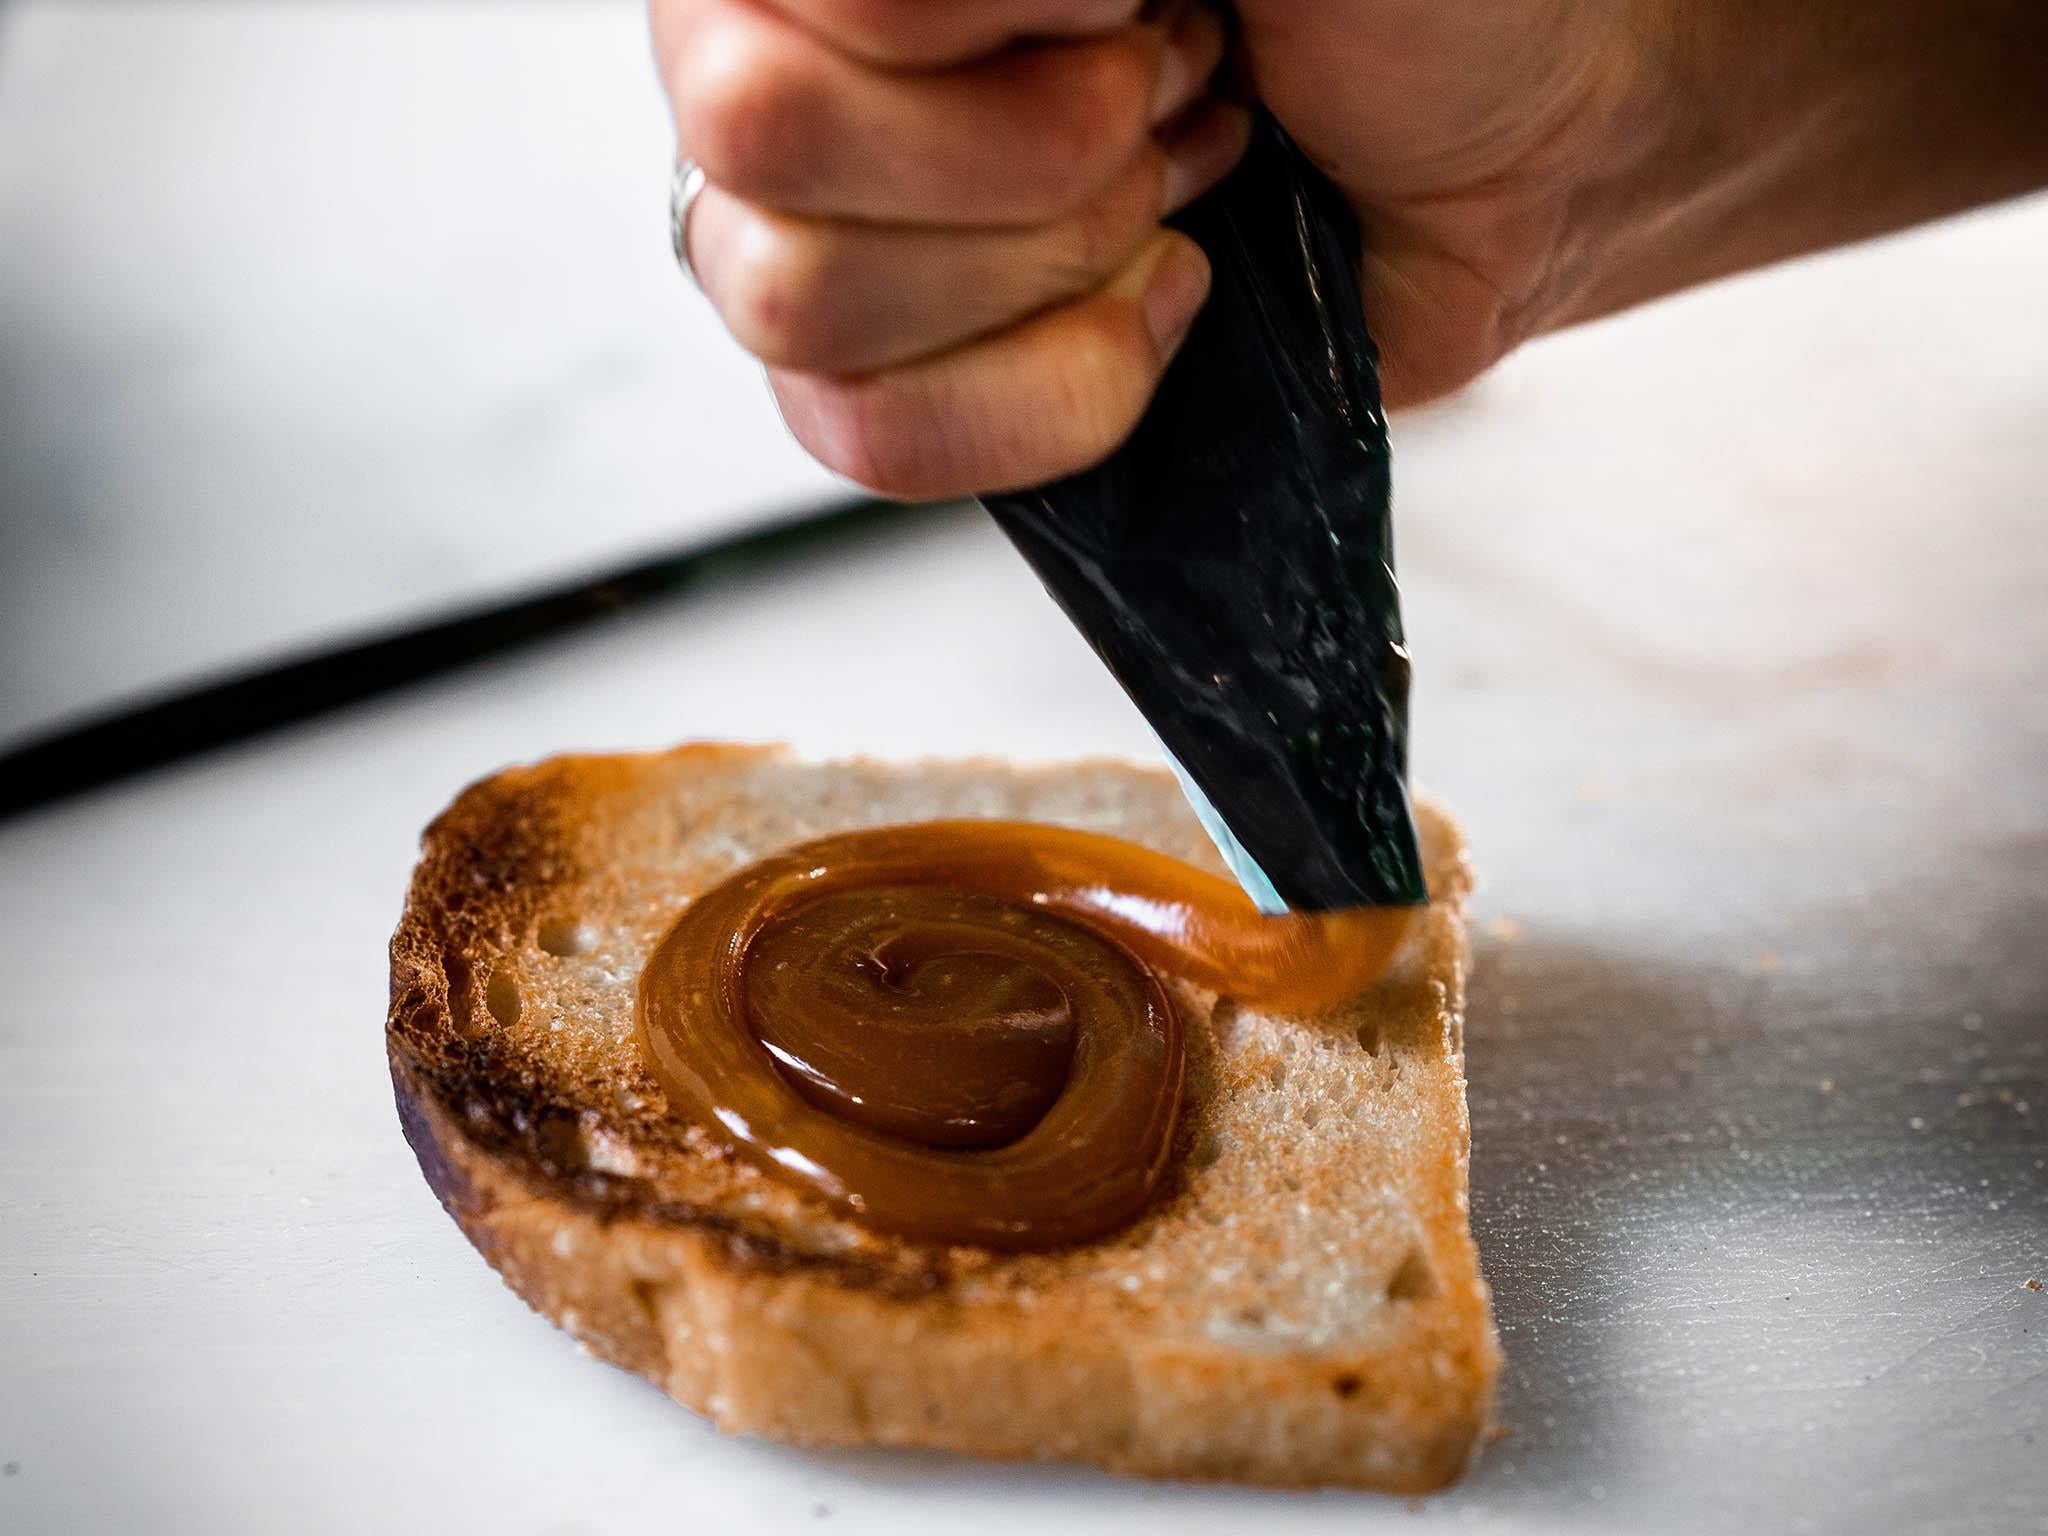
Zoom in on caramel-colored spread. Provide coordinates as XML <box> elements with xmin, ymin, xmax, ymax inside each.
<box><xmin>636</xmin><ymin>821</ymin><xmax>1412</xmax><ymax>1249</ymax></box>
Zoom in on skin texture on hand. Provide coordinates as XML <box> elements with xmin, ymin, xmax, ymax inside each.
<box><xmin>651</xmin><ymin>0</ymin><xmax>2048</xmax><ymax>500</ymax></box>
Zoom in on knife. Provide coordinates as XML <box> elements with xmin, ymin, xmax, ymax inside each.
<box><xmin>980</xmin><ymin>109</ymin><xmax>1426</xmax><ymax>914</ymax></box>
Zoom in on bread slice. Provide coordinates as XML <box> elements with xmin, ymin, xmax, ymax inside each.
<box><xmin>387</xmin><ymin>744</ymin><xmax>1498</xmax><ymax>1491</ymax></box>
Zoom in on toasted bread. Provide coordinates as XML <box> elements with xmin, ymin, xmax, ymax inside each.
<box><xmin>386</xmin><ymin>745</ymin><xmax>1498</xmax><ymax>1490</ymax></box>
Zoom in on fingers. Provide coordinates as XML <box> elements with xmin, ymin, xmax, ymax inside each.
<box><xmin>768</xmin><ymin>231</ymin><xmax>1212</xmax><ymax>500</ymax></box>
<box><xmin>688</xmin><ymin>161</ymin><xmax>1160</xmax><ymax>375</ymax></box>
<box><xmin>662</xmin><ymin>0</ymin><xmax>1227</xmax><ymax>224</ymax></box>
<box><xmin>651</xmin><ymin>0</ymin><xmax>1247</xmax><ymax>497</ymax></box>
<box><xmin>685</xmin><ymin>99</ymin><xmax>1247</xmax><ymax>374</ymax></box>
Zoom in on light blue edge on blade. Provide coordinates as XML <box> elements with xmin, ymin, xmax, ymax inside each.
<box><xmin>1154</xmin><ymin>735</ymin><xmax>1291</xmax><ymax>916</ymax></box>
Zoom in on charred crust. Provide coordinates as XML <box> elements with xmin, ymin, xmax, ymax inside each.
<box><xmin>642</xmin><ymin>1204</ymin><xmax>953</xmax><ymax>1298</ymax></box>
<box><xmin>391</xmin><ymin>1051</ymin><xmax>483</xmax><ymax>1222</ymax></box>
<box><xmin>392</xmin><ymin>1006</ymin><xmax>957</xmax><ymax>1299</ymax></box>
<box><xmin>386</xmin><ymin>755</ymin><xmax>964</xmax><ymax>1300</ymax></box>
<box><xmin>381</xmin><ymin>750</ymin><xmax>1494</xmax><ymax>1487</ymax></box>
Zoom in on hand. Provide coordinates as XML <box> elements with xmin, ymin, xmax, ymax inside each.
<box><xmin>652</xmin><ymin>0</ymin><xmax>2048</xmax><ymax>498</ymax></box>
<box><xmin>651</xmin><ymin>0</ymin><xmax>1249</xmax><ymax>498</ymax></box>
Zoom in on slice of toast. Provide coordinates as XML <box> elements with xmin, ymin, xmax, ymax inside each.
<box><xmin>387</xmin><ymin>745</ymin><xmax>1498</xmax><ymax>1491</ymax></box>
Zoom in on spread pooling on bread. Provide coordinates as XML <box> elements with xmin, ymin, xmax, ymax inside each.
<box><xmin>636</xmin><ymin>820</ymin><xmax>1412</xmax><ymax>1249</ymax></box>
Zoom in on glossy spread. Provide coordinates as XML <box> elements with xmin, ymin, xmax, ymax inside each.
<box><xmin>636</xmin><ymin>821</ymin><xmax>1413</xmax><ymax>1249</ymax></box>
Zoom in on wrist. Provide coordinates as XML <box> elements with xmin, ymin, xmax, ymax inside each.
<box><xmin>1511</xmin><ymin>1</ymin><xmax>1795</xmax><ymax>337</ymax></box>
<box><xmin>1533</xmin><ymin>0</ymin><xmax>2048</xmax><ymax>334</ymax></box>
<box><xmin>1428</xmin><ymin>8</ymin><xmax>1717</xmax><ymax>353</ymax></box>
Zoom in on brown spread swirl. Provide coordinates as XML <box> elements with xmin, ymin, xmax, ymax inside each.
<box><xmin>636</xmin><ymin>821</ymin><xmax>1412</xmax><ymax>1249</ymax></box>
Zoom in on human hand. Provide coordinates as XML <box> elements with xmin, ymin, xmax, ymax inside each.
<box><xmin>650</xmin><ymin>0</ymin><xmax>1250</xmax><ymax>498</ymax></box>
<box><xmin>652</xmin><ymin>0</ymin><xmax>2048</xmax><ymax>497</ymax></box>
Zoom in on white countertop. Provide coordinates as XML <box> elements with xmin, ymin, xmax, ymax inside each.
<box><xmin>2</xmin><ymin>5</ymin><xmax>2044</xmax><ymax>1534</ymax></box>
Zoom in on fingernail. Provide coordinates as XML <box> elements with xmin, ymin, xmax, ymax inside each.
<box><xmin>1160</xmin><ymin>99</ymin><xmax>1251</xmax><ymax>212</ymax></box>
<box><xmin>1139</xmin><ymin>237</ymin><xmax>1211</xmax><ymax>355</ymax></box>
<box><xmin>1149</xmin><ymin>4</ymin><xmax>1223</xmax><ymax>125</ymax></box>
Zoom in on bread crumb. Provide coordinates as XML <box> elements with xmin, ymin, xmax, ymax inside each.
<box><xmin>1817</xmin><ymin>1079</ymin><xmax>1834</xmax><ymax>1095</ymax></box>
<box><xmin>583</xmin><ymin>1128</ymin><xmax>641</xmax><ymax>1177</ymax></box>
<box><xmin>1755</xmin><ymin>951</ymin><xmax>1782</xmax><ymax>975</ymax></box>
<box><xmin>2023</xmin><ymin>1279</ymin><xmax>2042</xmax><ymax>1291</ymax></box>
<box><xmin>1483</xmin><ymin>917</ymin><xmax>1523</xmax><ymax>943</ymax></box>
<box><xmin>1908</xmin><ymin>1117</ymin><xmax>1926</xmax><ymax>1131</ymax></box>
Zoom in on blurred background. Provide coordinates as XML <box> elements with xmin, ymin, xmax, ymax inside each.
<box><xmin>2</xmin><ymin>4</ymin><xmax>2043</xmax><ymax>1535</ymax></box>
<box><xmin>1</xmin><ymin>0</ymin><xmax>844</xmax><ymax>746</ymax></box>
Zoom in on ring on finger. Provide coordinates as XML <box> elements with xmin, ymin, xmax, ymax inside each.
<box><xmin>669</xmin><ymin>157</ymin><xmax>708</xmax><ymax>289</ymax></box>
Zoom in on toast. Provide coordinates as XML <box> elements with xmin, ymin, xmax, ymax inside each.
<box><xmin>386</xmin><ymin>744</ymin><xmax>1498</xmax><ymax>1490</ymax></box>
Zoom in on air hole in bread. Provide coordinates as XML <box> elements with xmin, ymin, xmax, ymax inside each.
<box><xmin>1186</xmin><ymin>1129</ymin><xmax>1223</xmax><ymax>1172</ymax></box>
<box><xmin>442</xmin><ymin>944</ymin><xmax>480</xmax><ymax>1039</ymax></box>
<box><xmin>1355</xmin><ymin>1020</ymin><xmax>1382</xmax><ymax>1054</ymax></box>
<box><xmin>1331</xmin><ymin>1373</ymin><xmax>1364</xmax><ymax>1400</ymax></box>
<box><xmin>1386</xmin><ymin>1246</ymin><xmax>1438</xmax><ymax>1302</ymax></box>
<box><xmin>486</xmin><ymin>969</ymin><xmax>523</xmax><ymax>1028</ymax></box>
<box><xmin>537</xmin><ymin>918</ymin><xmax>594</xmax><ymax>956</ymax></box>
<box><xmin>1268</xmin><ymin>1060</ymin><xmax>1288</xmax><ymax>1090</ymax></box>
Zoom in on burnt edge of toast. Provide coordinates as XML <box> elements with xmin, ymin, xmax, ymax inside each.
<box><xmin>385</xmin><ymin>748</ymin><xmax>958</xmax><ymax>1297</ymax></box>
<box><xmin>383</xmin><ymin>747</ymin><xmax>1497</xmax><ymax>1491</ymax></box>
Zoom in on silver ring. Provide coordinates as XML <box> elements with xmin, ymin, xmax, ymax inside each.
<box><xmin>669</xmin><ymin>158</ymin><xmax>707</xmax><ymax>289</ymax></box>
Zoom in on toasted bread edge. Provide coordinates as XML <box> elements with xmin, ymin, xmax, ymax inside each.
<box><xmin>385</xmin><ymin>745</ymin><xmax>1497</xmax><ymax>1491</ymax></box>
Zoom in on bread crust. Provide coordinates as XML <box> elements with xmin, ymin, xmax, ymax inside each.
<box><xmin>387</xmin><ymin>744</ymin><xmax>1498</xmax><ymax>1490</ymax></box>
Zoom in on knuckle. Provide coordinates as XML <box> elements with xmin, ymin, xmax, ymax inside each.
<box><xmin>676</xmin><ymin>17</ymin><xmax>819</xmax><ymax>199</ymax></box>
<box><xmin>791</xmin><ymin>383</ymin><xmax>943</xmax><ymax>498</ymax></box>
<box><xmin>843</xmin><ymin>397</ymin><xmax>952</xmax><ymax>498</ymax></box>
<box><xmin>719</xmin><ymin>222</ymin><xmax>839</xmax><ymax>369</ymax></box>
<box><xmin>1058</xmin><ymin>157</ymin><xmax>1161</xmax><ymax>284</ymax></box>
<box><xmin>1019</xmin><ymin>42</ymin><xmax>1149</xmax><ymax>211</ymax></box>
